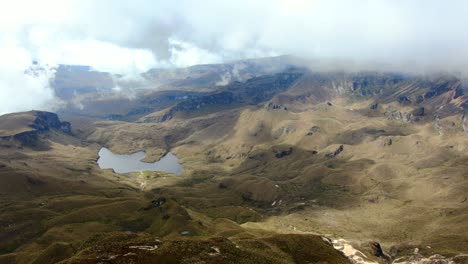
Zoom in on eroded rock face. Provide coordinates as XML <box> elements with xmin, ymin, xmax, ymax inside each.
<box><xmin>33</xmin><ymin>111</ymin><xmax>72</xmax><ymax>134</ymax></box>
<box><xmin>385</xmin><ymin>107</ymin><xmax>426</xmax><ymax>123</ymax></box>
<box><xmin>0</xmin><ymin>111</ymin><xmax>72</xmax><ymax>147</ymax></box>
<box><xmin>274</xmin><ymin>147</ymin><xmax>293</xmax><ymax>158</ymax></box>
<box><xmin>385</xmin><ymin>110</ymin><xmax>409</xmax><ymax>122</ymax></box>
<box><xmin>398</xmin><ymin>95</ymin><xmax>412</xmax><ymax>105</ymax></box>
<box><xmin>265</xmin><ymin>102</ymin><xmax>288</xmax><ymax>111</ymax></box>
<box><xmin>13</xmin><ymin>131</ymin><xmax>39</xmax><ymax>147</ymax></box>
<box><xmin>369</xmin><ymin>242</ymin><xmax>391</xmax><ymax>261</ymax></box>
<box><xmin>326</xmin><ymin>145</ymin><xmax>344</xmax><ymax>158</ymax></box>
<box><xmin>412</xmin><ymin>107</ymin><xmax>425</xmax><ymax>117</ymax></box>
<box><xmin>383</xmin><ymin>138</ymin><xmax>393</xmax><ymax>146</ymax></box>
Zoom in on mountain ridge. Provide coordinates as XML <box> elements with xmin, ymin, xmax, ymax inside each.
<box><xmin>1</xmin><ymin>57</ymin><xmax>467</xmax><ymax>263</ymax></box>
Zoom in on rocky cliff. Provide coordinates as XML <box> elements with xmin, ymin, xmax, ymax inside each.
<box><xmin>0</xmin><ymin>111</ymin><xmax>71</xmax><ymax>147</ymax></box>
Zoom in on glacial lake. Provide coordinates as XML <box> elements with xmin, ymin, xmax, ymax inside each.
<box><xmin>97</xmin><ymin>147</ymin><xmax>183</xmax><ymax>175</ymax></box>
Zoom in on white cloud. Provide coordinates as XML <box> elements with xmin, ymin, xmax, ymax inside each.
<box><xmin>37</xmin><ymin>39</ymin><xmax>159</xmax><ymax>75</ymax></box>
<box><xmin>3</xmin><ymin>0</ymin><xmax>468</xmax><ymax>70</ymax></box>
<box><xmin>168</xmin><ymin>38</ymin><xmax>222</xmax><ymax>67</ymax></box>
<box><xmin>0</xmin><ymin>44</ymin><xmax>55</xmax><ymax>115</ymax></box>
<box><xmin>1</xmin><ymin>0</ymin><xmax>468</xmax><ymax>115</ymax></box>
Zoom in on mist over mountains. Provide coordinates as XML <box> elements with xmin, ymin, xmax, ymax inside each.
<box><xmin>0</xmin><ymin>2</ymin><xmax>468</xmax><ymax>263</ymax></box>
<box><xmin>2</xmin><ymin>0</ymin><xmax>468</xmax><ymax>115</ymax></box>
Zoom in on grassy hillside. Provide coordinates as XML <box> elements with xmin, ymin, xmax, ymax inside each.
<box><xmin>0</xmin><ymin>111</ymin><xmax>350</xmax><ymax>264</ymax></box>
<box><xmin>82</xmin><ymin>73</ymin><xmax>468</xmax><ymax>262</ymax></box>
<box><xmin>1</xmin><ymin>67</ymin><xmax>468</xmax><ymax>263</ymax></box>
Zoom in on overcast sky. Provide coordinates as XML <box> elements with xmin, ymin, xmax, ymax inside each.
<box><xmin>1</xmin><ymin>0</ymin><xmax>468</xmax><ymax>114</ymax></box>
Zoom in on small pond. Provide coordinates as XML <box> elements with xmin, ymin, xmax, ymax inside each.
<box><xmin>97</xmin><ymin>147</ymin><xmax>183</xmax><ymax>175</ymax></box>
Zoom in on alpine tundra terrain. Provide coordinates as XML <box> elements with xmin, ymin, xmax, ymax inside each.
<box><xmin>1</xmin><ymin>56</ymin><xmax>467</xmax><ymax>264</ymax></box>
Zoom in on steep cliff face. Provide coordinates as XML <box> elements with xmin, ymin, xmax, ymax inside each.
<box><xmin>0</xmin><ymin>111</ymin><xmax>71</xmax><ymax>147</ymax></box>
<box><xmin>29</xmin><ymin>111</ymin><xmax>71</xmax><ymax>134</ymax></box>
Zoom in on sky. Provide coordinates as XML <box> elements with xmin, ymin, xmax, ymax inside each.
<box><xmin>1</xmin><ymin>0</ymin><xmax>468</xmax><ymax>114</ymax></box>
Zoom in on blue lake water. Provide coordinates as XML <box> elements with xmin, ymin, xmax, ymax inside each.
<box><xmin>97</xmin><ymin>147</ymin><xmax>183</xmax><ymax>175</ymax></box>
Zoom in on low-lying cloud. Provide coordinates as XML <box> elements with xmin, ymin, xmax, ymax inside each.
<box><xmin>1</xmin><ymin>0</ymin><xmax>468</xmax><ymax>115</ymax></box>
<box><xmin>0</xmin><ymin>45</ymin><xmax>56</xmax><ymax>115</ymax></box>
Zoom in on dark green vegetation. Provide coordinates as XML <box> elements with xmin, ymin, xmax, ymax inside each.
<box><xmin>1</xmin><ymin>56</ymin><xmax>468</xmax><ymax>263</ymax></box>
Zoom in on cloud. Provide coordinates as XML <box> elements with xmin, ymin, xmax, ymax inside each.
<box><xmin>1</xmin><ymin>0</ymin><xmax>468</xmax><ymax>115</ymax></box>
<box><xmin>0</xmin><ymin>44</ymin><xmax>56</xmax><ymax>115</ymax></box>
<box><xmin>37</xmin><ymin>39</ymin><xmax>159</xmax><ymax>75</ymax></box>
<box><xmin>168</xmin><ymin>38</ymin><xmax>222</xmax><ymax>67</ymax></box>
<box><xmin>4</xmin><ymin>0</ymin><xmax>468</xmax><ymax>70</ymax></box>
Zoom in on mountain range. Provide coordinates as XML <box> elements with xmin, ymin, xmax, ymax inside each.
<box><xmin>1</xmin><ymin>56</ymin><xmax>467</xmax><ymax>264</ymax></box>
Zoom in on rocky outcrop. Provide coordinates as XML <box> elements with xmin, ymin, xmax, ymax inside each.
<box><xmin>369</xmin><ymin>242</ymin><xmax>391</xmax><ymax>262</ymax></box>
<box><xmin>385</xmin><ymin>110</ymin><xmax>409</xmax><ymax>122</ymax></box>
<box><xmin>331</xmin><ymin>238</ymin><xmax>379</xmax><ymax>264</ymax></box>
<box><xmin>265</xmin><ymin>102</ymin><xmax>288</xmax><ymax>111</ymax></box>
<box><xmin>385</xmin><ymin>107</ymin><xmax>426</xmax><ymax>123</ymax></box>
<box><xmin>382</xmin><ymin>137</ymin><xmax>393</xmax><ymax>146</ymax></box>
<box><xmin>306</xmin><ymin>126</ymin><xmax>320</xmax><ymax>136</ymax></box>
<box><xmin>326</xmin><ymin>145</ymin><xmax>344</xmax><ymax>158</ymax></box>
<box><xmin>411</xmin><ymin>107</ymin><xmax>425</xmax><ymax>117</ymax></box>
<box><xmin>274</xmin><ymin>147</ymin><xmax>293</xmax><ymax>158</ymax></box>
<box><xmin>406</xmin><ymin>107</ymin><xmax>426</xmax><ymax>123</ymax></box>
<box><xmin>0</xmin><ymin>111</ymin><xmax>72</xmax><ymax>147</ymax></box>
<box><xmin>398</xmin><ymin>95</ymin><xmax>412</xmax><ymax>105</ymax></box>
<box><xmin>32</xmin><ymin>111</ymin><xmax>72</xmax><ymax>134</ymax></box>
